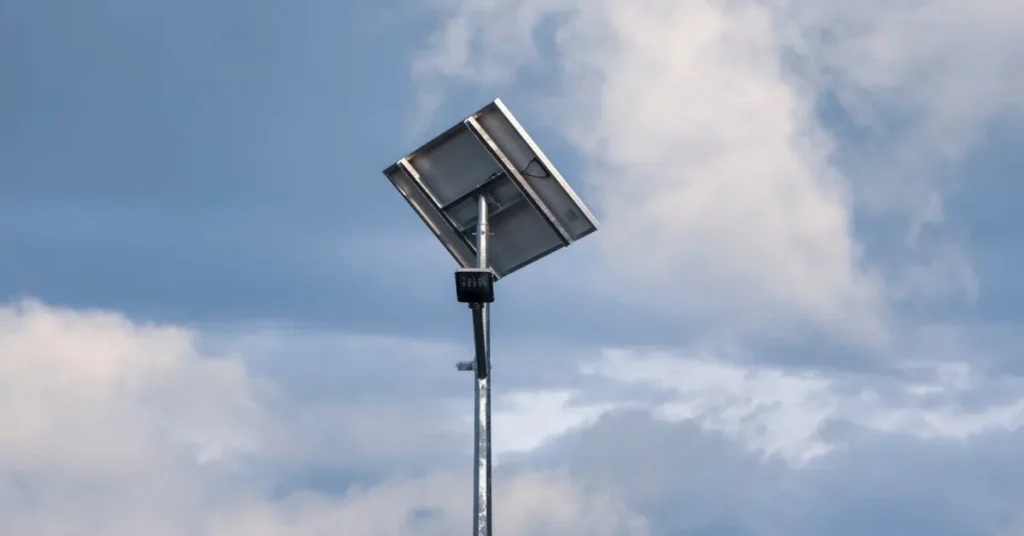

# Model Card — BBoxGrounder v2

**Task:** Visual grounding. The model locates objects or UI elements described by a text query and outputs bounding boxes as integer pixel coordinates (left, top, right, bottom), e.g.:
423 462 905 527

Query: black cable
518 157 551 179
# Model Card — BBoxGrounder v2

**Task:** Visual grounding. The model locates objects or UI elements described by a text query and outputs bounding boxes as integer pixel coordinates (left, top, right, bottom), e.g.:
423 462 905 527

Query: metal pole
471 195 492 536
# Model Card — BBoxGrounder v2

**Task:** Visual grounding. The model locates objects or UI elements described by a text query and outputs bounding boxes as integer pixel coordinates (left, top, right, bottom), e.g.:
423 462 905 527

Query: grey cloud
524 409 1024 535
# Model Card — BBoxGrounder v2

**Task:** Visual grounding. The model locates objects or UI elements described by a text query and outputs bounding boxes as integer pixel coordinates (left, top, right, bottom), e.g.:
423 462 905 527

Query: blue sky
2 0 1024 534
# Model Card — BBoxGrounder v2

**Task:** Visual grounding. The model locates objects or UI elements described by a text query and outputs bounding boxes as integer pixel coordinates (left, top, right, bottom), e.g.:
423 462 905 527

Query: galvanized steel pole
470 195 492 536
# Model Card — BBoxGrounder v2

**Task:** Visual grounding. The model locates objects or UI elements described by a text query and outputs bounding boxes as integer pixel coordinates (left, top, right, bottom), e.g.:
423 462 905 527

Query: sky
1 0 1023 534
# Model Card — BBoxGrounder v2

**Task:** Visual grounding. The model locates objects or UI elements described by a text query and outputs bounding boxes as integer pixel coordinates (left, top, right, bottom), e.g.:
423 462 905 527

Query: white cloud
209 469 649 536
581 346 1024 465
0 299 267 475
4 299 1024 534
783 0 1024 167
0 299 644 535
413 0 1024 342
490 390 618 456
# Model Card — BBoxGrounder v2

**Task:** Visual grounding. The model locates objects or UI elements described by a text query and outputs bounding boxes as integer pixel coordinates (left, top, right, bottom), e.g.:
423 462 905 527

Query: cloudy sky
2 0 1023 534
